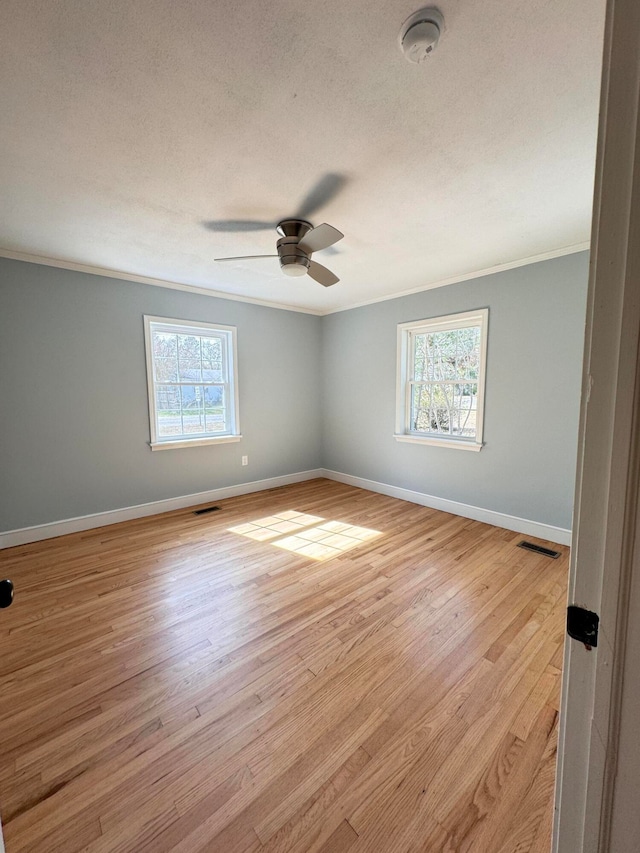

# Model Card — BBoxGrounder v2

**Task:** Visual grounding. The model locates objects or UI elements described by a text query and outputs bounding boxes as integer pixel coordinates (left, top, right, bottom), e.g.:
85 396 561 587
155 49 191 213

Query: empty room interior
0 0 620 851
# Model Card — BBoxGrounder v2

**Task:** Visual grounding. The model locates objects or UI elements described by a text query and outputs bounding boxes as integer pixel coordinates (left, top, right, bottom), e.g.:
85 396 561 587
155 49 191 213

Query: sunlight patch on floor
228 511 325 541
229 512 381 560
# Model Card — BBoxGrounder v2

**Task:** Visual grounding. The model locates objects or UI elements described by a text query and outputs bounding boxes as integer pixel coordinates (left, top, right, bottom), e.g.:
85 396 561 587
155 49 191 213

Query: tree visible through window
396 310 488 449
144 316 240 449
411 326 480 436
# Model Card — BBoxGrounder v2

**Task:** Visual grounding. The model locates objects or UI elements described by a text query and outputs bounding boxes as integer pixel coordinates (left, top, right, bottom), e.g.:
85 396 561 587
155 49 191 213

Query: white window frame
395 308 488 451
144 315 241 451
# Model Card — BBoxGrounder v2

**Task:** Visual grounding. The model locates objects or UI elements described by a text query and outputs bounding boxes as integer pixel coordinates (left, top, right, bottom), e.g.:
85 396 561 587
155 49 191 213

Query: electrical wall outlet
242 456 248 466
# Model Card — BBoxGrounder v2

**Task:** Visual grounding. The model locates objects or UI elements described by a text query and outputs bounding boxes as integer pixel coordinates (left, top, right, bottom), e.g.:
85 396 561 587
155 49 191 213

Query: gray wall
321 252 589 530
0 258 322 531
0 252 588 533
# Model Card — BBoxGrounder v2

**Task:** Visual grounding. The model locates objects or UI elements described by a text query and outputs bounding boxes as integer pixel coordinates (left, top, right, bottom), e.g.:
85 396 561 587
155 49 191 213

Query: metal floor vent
193 506 221 516
518 540 560 559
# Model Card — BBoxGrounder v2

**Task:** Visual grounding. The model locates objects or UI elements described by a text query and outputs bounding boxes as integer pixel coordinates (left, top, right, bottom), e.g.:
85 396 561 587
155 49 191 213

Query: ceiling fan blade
214 255 278 262
204 220 276 232
295 173 348 220
307 261 339 287
299 223 344 254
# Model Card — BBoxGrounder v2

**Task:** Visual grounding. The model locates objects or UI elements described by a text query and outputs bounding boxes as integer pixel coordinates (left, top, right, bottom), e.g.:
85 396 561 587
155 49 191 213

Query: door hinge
567 605 599 650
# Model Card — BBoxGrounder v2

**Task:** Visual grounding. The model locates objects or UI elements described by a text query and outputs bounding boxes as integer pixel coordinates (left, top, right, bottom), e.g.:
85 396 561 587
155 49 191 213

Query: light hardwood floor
0 479 567 852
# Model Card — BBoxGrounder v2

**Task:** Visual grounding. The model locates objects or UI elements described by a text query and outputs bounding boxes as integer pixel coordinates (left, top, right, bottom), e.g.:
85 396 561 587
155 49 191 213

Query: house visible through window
395 309 488 450
144 316 240 450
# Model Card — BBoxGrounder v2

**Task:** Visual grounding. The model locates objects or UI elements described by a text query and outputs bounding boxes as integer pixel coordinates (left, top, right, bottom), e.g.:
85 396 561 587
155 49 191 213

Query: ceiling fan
214 219 343 286
206 173 347 287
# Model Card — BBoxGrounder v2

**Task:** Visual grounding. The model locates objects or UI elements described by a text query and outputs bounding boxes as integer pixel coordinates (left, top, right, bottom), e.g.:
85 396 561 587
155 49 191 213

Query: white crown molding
0 242 589 317
0 249 322 316
321 469 572 545
0 469 324 549
323 241 591 314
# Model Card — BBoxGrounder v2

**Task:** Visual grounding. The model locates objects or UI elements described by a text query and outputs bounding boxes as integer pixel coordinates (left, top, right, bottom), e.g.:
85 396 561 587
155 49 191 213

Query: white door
554 0 640 849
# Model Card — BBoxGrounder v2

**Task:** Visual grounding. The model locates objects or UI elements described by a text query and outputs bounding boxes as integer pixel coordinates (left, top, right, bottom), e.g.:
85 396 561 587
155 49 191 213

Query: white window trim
149 435 242 451
144 315 241 450
395 308 488 450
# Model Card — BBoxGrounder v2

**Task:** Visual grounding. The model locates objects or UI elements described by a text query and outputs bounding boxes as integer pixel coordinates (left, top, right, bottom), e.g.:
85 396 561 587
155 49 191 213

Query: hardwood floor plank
315 820 359 852
0 479 568 853
495 718 558 853
260 747 370 853
447 704 559 852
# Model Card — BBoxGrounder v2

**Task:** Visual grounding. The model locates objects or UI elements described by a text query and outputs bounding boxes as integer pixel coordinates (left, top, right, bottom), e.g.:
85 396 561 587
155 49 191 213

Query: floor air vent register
517 541 561 559
193 506 221 516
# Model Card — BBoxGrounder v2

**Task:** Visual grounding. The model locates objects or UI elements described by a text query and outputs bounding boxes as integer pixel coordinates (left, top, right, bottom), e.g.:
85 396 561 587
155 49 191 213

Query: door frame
553 0 640 849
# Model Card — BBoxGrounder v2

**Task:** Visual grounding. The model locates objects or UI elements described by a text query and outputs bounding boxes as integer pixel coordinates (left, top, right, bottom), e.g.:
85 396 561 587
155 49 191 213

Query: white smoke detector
399 7 444 63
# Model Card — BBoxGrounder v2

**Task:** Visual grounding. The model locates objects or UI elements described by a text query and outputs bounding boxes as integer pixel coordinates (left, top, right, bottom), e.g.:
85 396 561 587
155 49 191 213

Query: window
395 309 488 451
144 316 240 450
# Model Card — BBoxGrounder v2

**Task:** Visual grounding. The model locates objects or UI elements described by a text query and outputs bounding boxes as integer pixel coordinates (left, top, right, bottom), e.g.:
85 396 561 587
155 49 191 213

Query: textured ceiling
0 0 604 312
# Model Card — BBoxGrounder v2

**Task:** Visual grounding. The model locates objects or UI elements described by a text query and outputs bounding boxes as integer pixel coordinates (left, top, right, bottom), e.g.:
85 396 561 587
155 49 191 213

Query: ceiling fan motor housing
213 218 342 286
276 219 312 276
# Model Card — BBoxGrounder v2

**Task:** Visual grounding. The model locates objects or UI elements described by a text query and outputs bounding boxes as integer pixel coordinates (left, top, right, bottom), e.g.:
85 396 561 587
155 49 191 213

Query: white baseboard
0 467 572 549
0 469 324 549
320 469 572 546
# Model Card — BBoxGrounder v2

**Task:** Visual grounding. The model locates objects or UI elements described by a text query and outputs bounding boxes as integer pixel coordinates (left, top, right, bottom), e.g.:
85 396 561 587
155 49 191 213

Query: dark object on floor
193 506 221 516
517 540 561 559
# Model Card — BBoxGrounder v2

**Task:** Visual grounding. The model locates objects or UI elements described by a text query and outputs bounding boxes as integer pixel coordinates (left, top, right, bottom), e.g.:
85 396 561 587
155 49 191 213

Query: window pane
177 335 202 382
152 332 178 382
177 334 201 360
179 359 202 382
411 382 478 438
413 334 427 380
430 331 457 380
180 385 206 434
442 331 460 380
202 337 224 382
413 327 482 384
153 331 177 358
451 382 478 436
204 385 226 432
455 327 480 380
155 385 182 437
411 384 449 433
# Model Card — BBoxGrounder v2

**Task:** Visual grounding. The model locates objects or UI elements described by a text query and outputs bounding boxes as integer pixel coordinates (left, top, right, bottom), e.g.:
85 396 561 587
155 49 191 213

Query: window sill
150 435 242 451
393 434 483 452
